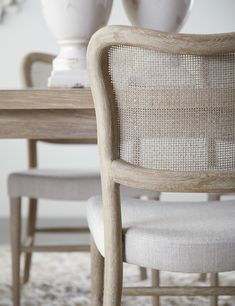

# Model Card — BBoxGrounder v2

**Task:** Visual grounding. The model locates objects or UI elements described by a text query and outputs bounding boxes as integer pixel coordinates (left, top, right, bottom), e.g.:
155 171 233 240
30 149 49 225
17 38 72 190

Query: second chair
8 52 159 306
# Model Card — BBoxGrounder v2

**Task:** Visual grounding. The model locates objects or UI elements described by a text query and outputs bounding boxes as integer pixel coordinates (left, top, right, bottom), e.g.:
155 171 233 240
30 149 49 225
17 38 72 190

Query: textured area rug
0 247 235 306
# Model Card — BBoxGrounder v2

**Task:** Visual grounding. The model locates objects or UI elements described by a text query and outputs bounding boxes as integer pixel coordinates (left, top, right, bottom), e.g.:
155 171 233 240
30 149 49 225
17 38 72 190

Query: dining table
0 88 97 140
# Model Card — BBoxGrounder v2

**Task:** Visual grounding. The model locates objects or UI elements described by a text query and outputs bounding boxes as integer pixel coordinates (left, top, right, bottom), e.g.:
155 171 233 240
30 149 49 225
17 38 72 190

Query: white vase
41 0 113 88
122 0 194 32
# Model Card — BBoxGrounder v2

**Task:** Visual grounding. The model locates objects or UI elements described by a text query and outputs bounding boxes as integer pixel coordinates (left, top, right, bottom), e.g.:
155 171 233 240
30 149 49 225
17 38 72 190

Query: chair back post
21 52 55 168
28 139 37 168
88 36 123 293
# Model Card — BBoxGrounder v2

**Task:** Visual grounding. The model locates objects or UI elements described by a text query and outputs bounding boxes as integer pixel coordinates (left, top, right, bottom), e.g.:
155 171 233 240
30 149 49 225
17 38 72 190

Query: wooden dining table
0 88 96 140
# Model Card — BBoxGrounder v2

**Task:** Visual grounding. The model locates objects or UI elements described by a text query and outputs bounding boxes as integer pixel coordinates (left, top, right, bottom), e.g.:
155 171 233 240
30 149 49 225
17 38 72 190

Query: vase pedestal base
48 69 89 88
48 42 89 88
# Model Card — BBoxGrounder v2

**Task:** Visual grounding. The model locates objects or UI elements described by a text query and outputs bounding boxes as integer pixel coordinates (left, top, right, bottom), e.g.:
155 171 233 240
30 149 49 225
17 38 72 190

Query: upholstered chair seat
88 196 235 273
8 169 101 201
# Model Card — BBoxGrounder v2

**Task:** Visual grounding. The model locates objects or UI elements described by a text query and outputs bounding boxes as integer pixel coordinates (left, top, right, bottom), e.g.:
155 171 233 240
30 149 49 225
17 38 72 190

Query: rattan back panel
108 46 235 172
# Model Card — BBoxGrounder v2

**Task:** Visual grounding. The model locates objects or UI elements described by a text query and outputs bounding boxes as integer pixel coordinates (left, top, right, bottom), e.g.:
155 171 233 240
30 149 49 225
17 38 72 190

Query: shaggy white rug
0 247 235 306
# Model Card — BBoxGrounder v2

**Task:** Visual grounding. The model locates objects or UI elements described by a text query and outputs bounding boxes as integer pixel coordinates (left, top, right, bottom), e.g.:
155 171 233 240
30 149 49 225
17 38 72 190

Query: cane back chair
8 52 158 306
87 25 235 306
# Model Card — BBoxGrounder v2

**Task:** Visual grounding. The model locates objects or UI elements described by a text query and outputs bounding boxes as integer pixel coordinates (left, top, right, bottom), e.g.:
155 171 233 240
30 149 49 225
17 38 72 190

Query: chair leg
23 199 37 284
91 237 104 306
198 193 221 283
152 270 160 306
138 193 160 282
103 250 123 306
103 231 123 306
210 273 219 306
198 273 207 282
208 192 220 303
10 197 21 306
139 267 148 280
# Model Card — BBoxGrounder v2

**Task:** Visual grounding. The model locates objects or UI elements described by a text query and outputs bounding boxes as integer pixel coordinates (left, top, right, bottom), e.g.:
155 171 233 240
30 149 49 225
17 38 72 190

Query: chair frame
10 53 96 306
88 25 235 306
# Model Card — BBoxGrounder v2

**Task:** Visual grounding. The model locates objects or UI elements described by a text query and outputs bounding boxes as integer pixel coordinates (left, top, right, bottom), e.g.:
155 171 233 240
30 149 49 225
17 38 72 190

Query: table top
0 88 97 140
0 88 94 109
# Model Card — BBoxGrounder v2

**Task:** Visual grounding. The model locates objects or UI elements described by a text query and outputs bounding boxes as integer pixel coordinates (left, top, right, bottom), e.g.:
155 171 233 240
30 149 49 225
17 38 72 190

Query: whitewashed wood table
0 88 96 140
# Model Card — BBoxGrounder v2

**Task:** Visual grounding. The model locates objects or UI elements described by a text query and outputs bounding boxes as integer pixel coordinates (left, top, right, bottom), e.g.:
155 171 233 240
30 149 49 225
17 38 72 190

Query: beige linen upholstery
8 170 101 201
88 196 235 273
8 169 156 200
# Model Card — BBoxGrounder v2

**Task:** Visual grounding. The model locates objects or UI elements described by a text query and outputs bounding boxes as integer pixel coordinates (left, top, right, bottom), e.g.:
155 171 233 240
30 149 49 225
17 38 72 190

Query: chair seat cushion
8 169 159 201
87 196 235 273
8 169 101 201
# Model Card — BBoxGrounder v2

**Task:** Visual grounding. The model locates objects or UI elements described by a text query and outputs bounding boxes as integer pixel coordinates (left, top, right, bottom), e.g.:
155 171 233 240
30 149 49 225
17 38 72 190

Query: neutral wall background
0 0 235 218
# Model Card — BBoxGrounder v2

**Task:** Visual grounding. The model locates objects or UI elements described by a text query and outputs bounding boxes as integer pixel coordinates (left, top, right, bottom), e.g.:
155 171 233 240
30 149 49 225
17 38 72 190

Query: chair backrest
88 25 235 194
21 52 96 161
21 52 54 89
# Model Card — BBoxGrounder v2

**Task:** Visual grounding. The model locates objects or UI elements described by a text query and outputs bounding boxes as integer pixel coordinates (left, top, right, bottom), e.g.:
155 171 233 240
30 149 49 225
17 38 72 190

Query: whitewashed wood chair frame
87 25 235 306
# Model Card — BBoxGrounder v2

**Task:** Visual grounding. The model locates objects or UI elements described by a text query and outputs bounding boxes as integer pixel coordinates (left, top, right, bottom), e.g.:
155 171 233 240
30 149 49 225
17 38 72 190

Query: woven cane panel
31 61 52 88
108 46 235 171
